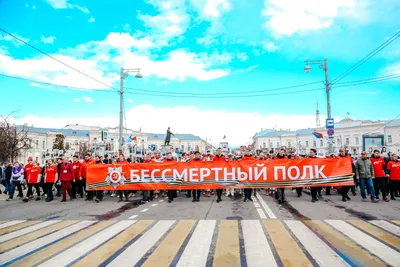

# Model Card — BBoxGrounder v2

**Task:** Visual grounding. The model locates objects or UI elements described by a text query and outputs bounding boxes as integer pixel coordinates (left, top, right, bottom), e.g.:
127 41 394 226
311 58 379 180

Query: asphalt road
1 188 399 221
1 189 400 266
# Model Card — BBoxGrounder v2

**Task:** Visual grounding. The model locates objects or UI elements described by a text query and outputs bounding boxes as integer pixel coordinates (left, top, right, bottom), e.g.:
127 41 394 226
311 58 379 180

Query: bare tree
53 134 65 150
0 113 32 162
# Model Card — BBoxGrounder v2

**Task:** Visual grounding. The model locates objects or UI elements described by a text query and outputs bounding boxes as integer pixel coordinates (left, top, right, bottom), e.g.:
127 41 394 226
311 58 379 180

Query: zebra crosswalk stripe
369 220 400 237
0 221 26 230
0 219 399 267
326 220 400 267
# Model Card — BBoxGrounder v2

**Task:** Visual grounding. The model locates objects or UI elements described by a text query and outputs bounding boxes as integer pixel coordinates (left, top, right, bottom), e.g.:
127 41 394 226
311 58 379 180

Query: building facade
17 124 213 164
253 117 400 157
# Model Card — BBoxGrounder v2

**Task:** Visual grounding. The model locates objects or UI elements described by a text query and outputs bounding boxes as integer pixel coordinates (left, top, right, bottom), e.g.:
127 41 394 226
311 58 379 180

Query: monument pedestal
161 145 173 152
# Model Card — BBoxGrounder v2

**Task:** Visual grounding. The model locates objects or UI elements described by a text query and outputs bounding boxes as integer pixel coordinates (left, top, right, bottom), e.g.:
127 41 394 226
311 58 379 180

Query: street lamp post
119 67 142 151
304 59 333 154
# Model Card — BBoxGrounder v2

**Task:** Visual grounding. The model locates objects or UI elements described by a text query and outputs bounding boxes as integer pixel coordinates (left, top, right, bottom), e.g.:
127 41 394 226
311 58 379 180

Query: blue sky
0 0 400 145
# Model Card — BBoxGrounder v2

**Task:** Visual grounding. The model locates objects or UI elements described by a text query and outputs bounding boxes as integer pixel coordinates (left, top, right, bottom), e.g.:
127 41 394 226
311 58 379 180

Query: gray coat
355 158 375 179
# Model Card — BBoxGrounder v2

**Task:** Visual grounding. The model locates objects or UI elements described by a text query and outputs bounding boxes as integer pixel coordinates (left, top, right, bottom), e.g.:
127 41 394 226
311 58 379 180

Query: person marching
225 153 235 197
213 148 226 203
142 154 154 202
72 155 83 198
81 153 96 201
242 150 254 202
23 161 42 202
309 149 320 203
165 152 177 203
355 151 379 203
338 148 356 202
189 151 202 202
275 148 287 204
370 149 390 201
387 153 400 200
45 159 58 202
6 162 24 201
117 154 130 202
59 159 74 202
94 156 104 203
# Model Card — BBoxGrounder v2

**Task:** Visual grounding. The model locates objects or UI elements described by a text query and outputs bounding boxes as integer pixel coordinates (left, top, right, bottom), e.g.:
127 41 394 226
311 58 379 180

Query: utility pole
304 59 334 154
119 67 142 152
119 68 124 151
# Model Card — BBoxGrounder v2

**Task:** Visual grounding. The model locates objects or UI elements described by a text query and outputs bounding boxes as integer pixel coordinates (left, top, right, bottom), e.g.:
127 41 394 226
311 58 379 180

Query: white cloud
14 104 323 146
237 52 248 62
82 96 94 103
196 35 217 47
385 62 400 75
157 81 168 84
89 17 95 23
73 98 80 102
41 35 56 44
45 0 89 13
115 49 229 81
262 41 279 52
0 52 118 90
262 0 356 36
60 88 68 93
30 83 48 88
190 0 231 18
0 33 29 46
127 99 134 103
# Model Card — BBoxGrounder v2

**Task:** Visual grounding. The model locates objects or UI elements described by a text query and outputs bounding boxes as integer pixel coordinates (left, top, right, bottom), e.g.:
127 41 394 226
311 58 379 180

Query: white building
17 124 213 164
253 117 400 157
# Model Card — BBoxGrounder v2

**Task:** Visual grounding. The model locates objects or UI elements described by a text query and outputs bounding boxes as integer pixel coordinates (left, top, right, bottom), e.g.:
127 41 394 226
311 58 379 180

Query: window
277 142 280 148
269 142 273 148
42 140 45 150
355 137 359 145
346 138 349 145
35 139 39 149
288 141 291 147
313 140 316 147
181 144 185 150
263 142 266 148
388 135 392 143
337 138 340 146
320 140 323 147
305 141 309 147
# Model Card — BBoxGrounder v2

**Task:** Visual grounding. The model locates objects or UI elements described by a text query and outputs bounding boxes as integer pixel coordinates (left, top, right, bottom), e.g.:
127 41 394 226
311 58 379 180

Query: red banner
86 157 354 190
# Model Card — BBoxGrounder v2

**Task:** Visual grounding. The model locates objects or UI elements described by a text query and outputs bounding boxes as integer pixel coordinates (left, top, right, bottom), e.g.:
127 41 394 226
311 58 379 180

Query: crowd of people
1 148 399 205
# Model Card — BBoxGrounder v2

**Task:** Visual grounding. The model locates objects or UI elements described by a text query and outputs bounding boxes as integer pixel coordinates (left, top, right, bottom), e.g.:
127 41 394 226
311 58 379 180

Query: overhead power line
330 28 400 85
0 73 115 92
0 28 116 90
124 81 323 96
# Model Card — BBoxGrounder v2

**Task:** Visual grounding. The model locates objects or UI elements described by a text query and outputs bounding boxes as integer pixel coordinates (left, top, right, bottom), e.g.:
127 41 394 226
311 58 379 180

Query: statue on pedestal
164 127 174 146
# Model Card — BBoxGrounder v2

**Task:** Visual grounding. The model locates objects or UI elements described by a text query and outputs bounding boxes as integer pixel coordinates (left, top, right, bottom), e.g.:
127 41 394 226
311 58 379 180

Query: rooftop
16 126 90 137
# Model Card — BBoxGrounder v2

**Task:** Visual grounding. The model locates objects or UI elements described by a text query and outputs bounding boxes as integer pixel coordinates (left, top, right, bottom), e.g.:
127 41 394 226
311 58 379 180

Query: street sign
326 118 334 129
327 129 334 136
102 130 108 141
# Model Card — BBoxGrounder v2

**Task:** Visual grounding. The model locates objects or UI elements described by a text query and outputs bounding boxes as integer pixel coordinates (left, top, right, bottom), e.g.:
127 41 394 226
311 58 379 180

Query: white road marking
285 220 349 267
254 202 261 208
369 220 400 236
0 220 61 243
242 220 277 267
159 200 164 203
256 208 267 219
128 215 138 219
38 220 135 267
0 221 95 265
176 220 216 267
141 208 149 213
256 192 276 219
151 204 157 207
326 220 400 267
107 220 175 267
0 220 27 230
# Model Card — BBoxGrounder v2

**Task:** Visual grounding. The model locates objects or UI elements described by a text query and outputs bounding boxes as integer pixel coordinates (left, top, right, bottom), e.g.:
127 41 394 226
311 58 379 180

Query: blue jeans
359 177 376 200
8 180 23 199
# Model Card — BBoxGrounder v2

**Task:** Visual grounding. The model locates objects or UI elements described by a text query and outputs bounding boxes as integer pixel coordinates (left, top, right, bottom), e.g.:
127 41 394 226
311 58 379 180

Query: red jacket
25 163 33 177
387 161 400 180
59 162 74 181
80 159 96 178
72 161 82 179
45 165 58 183
370 156 386 178
213 155 226 162
27 166 41 184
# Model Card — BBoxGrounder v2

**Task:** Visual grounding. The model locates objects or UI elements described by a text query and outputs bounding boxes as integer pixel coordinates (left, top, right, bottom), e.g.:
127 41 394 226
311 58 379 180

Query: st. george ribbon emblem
105 167 127 189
